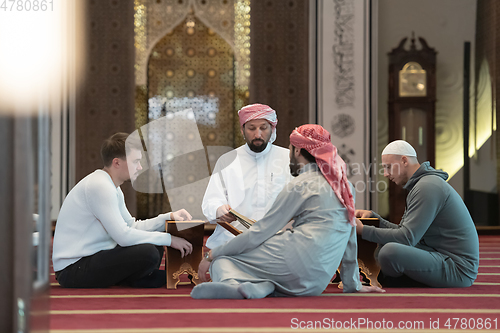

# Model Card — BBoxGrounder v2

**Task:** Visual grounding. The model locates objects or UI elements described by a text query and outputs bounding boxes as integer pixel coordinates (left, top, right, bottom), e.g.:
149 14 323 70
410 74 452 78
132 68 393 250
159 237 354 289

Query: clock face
399 62 427 97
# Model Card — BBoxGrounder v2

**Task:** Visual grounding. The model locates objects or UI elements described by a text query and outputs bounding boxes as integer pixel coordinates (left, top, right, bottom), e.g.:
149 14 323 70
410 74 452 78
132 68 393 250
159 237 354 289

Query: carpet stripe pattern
49 235 500 332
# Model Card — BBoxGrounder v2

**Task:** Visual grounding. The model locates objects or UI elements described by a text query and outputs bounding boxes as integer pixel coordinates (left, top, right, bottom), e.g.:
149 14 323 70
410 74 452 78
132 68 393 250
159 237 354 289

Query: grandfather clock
388 34 437 223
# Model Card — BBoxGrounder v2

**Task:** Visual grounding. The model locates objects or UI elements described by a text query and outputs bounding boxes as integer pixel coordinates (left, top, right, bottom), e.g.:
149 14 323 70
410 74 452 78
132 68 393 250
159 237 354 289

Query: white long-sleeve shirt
52 170 172 272
202 143 292 249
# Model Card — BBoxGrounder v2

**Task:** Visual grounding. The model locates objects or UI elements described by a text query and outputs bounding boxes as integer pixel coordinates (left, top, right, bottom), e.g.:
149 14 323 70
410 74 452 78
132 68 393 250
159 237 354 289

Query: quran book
229 209 256 229
358 217 380 227
217 221 243 236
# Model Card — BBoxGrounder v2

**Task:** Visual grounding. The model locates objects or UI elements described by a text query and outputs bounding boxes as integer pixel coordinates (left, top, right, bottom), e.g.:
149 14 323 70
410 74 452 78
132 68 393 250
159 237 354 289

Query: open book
216 209 256 236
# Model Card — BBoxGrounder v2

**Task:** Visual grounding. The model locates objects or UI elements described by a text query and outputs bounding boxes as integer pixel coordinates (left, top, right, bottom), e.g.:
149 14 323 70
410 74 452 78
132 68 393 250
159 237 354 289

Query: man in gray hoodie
356 140 479 288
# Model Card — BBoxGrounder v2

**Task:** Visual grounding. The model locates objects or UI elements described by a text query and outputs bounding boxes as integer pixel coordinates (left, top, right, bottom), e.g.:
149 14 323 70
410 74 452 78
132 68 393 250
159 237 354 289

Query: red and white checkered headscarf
238 104 278 143
290 124 355 226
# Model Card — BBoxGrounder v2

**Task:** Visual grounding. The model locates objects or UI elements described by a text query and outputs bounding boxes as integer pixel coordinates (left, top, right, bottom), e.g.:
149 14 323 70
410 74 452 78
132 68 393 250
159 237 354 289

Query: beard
248 138 268 153
289 154 301 177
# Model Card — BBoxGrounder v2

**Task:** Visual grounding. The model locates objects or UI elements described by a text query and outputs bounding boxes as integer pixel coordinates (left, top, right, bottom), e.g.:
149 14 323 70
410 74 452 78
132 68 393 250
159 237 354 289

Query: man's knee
378 243 401 262
132 244 162 267
378 243 406 275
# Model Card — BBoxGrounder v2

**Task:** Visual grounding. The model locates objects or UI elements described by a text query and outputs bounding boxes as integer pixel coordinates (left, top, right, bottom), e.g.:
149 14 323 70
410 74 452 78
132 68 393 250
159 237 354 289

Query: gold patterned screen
148 16 235 147
134 0 250 218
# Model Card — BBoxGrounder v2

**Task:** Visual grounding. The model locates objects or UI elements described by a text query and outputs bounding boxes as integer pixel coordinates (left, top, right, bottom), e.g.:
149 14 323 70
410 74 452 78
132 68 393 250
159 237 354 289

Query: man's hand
171 209 192 221
216 204 236 222
355 209 374 218
355 218 364 235
198 257 211 282
170 236 193 258
358 285 385 293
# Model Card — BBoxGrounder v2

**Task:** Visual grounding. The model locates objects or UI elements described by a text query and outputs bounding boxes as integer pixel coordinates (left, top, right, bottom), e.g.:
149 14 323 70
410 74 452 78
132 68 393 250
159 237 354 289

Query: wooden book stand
165 220 205 289
216 221 243 236
356 218 381 288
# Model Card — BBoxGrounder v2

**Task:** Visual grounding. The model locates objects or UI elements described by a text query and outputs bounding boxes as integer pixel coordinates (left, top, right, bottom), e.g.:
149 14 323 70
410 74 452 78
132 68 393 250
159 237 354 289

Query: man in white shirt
52 132 193 288
202 104 292 249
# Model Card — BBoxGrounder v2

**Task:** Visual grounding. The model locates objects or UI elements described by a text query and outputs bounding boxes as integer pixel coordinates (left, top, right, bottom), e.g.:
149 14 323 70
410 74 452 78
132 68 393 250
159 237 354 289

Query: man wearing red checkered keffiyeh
202 103 292 249
237 103 278 147
193 124 385 299
289 124 356 226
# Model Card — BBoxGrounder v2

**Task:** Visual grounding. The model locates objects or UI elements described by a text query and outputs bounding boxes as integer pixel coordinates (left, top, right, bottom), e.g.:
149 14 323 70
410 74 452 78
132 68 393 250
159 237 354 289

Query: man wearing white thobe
202 104 291 249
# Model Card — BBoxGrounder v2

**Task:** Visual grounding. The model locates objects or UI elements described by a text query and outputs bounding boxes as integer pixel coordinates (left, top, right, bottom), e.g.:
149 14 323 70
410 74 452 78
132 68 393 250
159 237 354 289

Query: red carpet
49 235 500 332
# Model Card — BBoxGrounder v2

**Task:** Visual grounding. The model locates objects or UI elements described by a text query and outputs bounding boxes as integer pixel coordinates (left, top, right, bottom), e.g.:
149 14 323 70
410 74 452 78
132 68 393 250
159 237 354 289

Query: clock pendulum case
387 33 437 223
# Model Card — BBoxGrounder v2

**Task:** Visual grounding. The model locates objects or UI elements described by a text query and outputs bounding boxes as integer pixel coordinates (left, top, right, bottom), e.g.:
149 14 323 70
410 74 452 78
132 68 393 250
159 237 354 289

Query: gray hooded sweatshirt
362 162 479 280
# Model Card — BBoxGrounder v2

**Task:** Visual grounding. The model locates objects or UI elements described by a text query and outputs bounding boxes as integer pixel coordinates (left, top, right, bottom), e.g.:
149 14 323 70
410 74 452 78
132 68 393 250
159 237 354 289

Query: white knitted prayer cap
382 140 417 157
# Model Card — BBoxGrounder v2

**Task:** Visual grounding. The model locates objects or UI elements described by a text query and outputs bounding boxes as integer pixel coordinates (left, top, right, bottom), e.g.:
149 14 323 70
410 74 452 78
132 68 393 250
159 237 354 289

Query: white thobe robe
202 143 292 249
210 163 362 296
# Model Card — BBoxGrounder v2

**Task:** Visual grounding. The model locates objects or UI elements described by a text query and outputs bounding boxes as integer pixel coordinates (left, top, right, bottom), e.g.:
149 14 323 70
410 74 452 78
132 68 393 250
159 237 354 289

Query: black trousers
55 244 166 288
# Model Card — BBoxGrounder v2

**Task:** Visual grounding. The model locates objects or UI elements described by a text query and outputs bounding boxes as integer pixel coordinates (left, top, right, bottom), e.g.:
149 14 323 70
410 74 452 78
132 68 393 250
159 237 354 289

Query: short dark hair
100 132 142 167
291 145 316 163
300 148 316 163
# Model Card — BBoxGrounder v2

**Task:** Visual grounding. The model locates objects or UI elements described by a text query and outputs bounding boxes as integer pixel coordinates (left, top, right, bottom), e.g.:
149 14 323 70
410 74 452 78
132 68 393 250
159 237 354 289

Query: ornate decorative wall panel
148 16 235 147
144 16 236 216
316 0 373 210
134 0 250 218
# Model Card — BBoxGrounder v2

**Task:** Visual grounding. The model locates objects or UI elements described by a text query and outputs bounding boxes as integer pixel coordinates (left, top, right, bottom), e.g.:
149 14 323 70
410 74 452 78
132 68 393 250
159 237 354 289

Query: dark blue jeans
55 244 166 288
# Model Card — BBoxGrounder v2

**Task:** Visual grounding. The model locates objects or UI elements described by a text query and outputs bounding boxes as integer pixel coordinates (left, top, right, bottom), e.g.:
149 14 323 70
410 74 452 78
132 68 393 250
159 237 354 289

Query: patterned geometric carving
134 0 237 86
332 0 355 108
148 16 234 147
143 16 236 216
134 0 250 217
